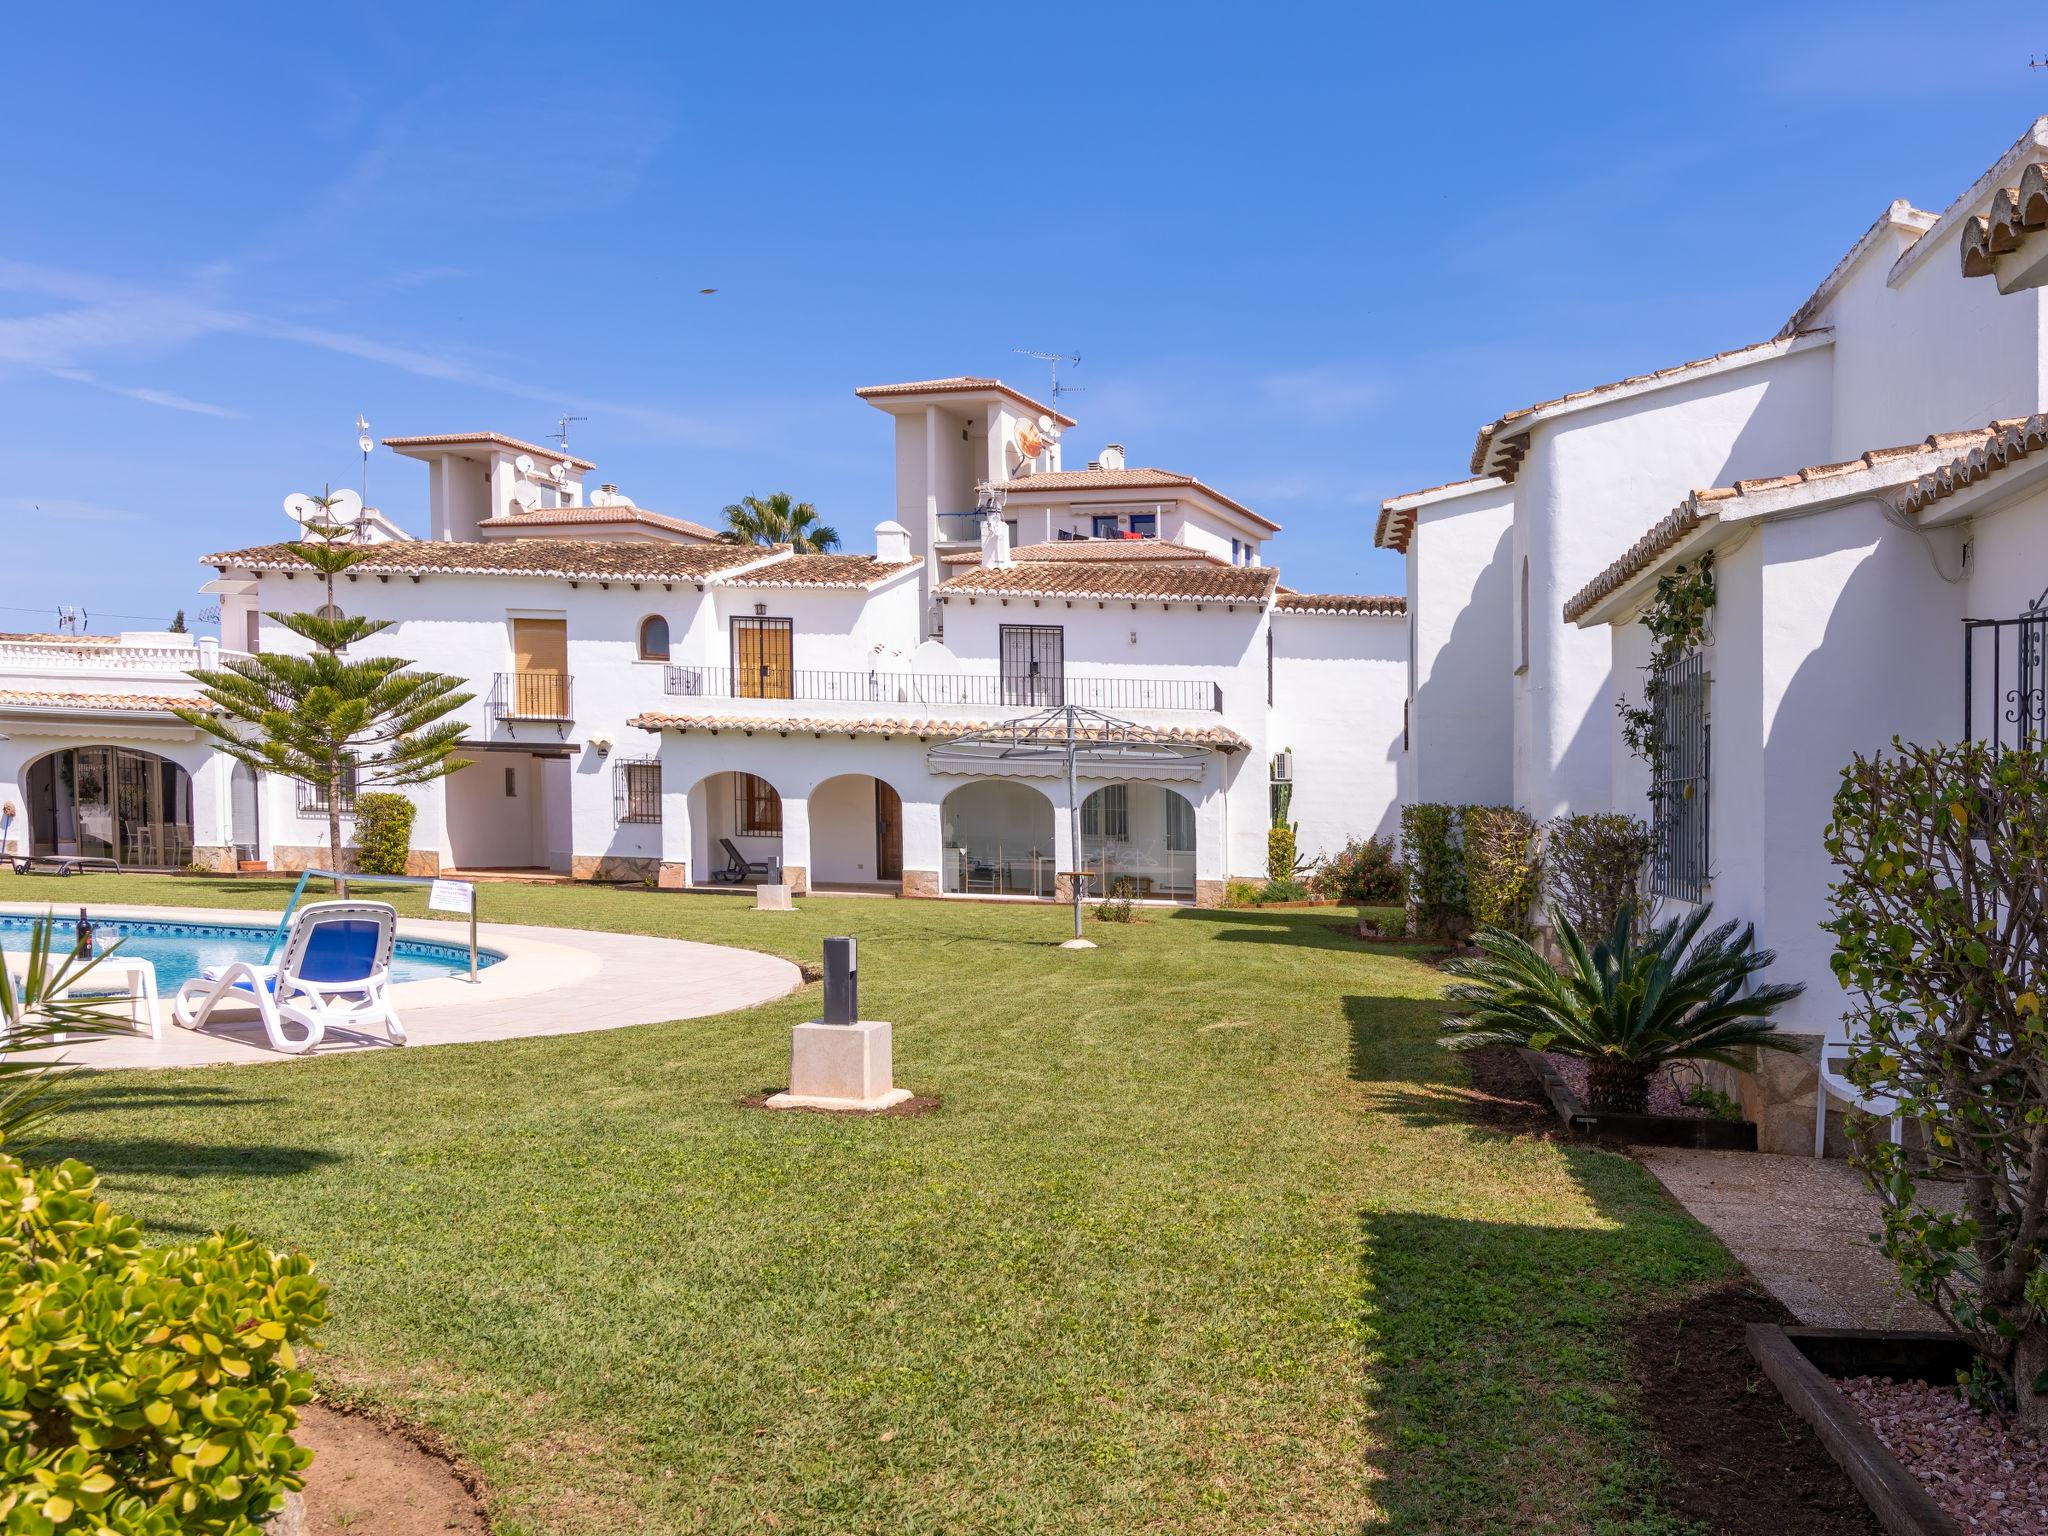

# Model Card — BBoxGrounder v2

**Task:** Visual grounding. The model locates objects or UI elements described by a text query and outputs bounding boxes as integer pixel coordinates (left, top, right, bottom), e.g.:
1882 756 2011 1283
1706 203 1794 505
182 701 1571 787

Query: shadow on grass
28 1135 343 1179
1183 907 1446 957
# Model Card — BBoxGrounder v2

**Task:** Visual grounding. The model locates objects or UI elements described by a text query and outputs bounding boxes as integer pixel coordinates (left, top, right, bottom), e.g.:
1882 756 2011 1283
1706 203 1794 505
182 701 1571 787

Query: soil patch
738 1090 941 1118
1543 1053 1712 1119
297 1402 489 1535
1450 1046 1560 1135
1630 1284 1879 1536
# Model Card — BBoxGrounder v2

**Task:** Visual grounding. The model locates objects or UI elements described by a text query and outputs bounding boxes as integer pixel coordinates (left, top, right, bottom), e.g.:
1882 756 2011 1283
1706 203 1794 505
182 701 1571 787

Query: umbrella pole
1066 714 1083 940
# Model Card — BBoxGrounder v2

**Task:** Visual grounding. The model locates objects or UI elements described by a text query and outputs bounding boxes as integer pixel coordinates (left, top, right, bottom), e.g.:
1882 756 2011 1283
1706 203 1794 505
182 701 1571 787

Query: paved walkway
8 903 802 1071
1639 1147 1950 1329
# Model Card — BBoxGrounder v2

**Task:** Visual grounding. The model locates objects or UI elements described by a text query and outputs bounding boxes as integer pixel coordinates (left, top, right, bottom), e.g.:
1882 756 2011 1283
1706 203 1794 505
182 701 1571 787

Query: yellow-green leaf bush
0 1150 327 1534
350 791 416 878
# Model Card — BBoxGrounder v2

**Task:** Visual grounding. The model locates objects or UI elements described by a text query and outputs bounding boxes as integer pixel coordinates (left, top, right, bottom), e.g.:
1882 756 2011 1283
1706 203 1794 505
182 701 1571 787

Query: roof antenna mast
1012 348 1083 405
553 414 588 452
355 415 373 502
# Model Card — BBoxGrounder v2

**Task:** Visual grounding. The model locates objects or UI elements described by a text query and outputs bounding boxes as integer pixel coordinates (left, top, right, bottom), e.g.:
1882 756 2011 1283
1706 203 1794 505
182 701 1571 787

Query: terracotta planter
1748 1324 1973 1536
1519 1048 1759 1149
238 860 269 874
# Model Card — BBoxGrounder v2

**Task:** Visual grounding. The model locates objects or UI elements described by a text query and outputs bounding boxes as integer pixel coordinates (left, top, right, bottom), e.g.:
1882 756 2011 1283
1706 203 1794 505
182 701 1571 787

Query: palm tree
720 493 840 554
1438 904 1804 1114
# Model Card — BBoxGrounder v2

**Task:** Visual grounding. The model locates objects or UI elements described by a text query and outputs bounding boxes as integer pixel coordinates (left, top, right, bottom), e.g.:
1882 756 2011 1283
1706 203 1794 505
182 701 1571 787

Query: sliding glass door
26 747 194 867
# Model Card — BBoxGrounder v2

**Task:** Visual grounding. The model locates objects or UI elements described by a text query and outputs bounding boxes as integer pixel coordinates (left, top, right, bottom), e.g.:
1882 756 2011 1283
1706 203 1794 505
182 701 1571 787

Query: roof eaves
1780 200 1939 335
1898 114 2048 287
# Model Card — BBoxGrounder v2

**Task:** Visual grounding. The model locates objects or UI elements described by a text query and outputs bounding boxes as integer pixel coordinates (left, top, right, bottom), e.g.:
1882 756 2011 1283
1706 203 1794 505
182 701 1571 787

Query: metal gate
1651 651 1710 903
1000 625 1065 706
1964 613 2048 753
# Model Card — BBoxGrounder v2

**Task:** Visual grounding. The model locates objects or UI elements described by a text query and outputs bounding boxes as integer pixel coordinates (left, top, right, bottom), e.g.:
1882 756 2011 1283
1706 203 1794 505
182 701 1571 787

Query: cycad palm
1439 904 1804 1113
720 492 839 554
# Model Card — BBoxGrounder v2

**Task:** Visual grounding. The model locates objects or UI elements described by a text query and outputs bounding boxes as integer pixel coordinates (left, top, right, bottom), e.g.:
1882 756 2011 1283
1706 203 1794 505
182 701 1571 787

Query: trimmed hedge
1400 803 1542 941
1308 836 1403 905
1545 812 1654 941
1463 807 1542 939
352 791 416 877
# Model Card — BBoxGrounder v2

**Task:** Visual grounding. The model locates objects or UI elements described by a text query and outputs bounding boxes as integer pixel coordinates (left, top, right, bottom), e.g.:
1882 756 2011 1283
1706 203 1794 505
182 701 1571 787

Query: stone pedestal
765 1020 911 1112
658 861 689 890
900 869 940 898
754 883 794 911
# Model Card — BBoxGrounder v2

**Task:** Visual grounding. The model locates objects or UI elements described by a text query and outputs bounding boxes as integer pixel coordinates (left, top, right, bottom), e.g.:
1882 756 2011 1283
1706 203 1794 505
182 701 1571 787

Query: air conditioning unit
1270 750 1293 783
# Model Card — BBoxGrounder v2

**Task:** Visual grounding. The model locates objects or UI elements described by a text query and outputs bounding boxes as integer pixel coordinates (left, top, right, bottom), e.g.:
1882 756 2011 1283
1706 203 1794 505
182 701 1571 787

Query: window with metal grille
1000 625 1064 705
296 759 359 815
1650 652 1710 902
733 772 782 834
1081 783 1128 839
614 760 661 824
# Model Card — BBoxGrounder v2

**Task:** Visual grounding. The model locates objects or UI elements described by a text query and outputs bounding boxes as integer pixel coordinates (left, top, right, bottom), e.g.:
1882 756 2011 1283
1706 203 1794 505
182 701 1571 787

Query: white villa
1388 115 2048 1150
0 381 1406 907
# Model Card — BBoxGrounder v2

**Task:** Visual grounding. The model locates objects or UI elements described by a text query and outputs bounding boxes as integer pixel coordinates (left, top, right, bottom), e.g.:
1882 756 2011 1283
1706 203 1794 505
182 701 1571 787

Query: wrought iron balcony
492 671 573 726
1965 613 2048 752
664 665 1221 713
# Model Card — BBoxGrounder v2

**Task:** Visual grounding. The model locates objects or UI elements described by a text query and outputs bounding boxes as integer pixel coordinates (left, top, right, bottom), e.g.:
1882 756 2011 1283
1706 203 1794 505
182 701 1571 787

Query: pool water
0 912 499 992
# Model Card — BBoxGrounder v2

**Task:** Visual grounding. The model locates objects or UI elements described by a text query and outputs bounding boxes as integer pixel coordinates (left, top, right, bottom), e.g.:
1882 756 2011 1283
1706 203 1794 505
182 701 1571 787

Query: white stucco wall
1268 611 1406 857
1404 481 1515 808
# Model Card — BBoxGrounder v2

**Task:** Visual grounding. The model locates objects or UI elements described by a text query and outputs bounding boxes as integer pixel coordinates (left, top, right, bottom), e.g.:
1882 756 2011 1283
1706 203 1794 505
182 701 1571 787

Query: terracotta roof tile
481 507 721 540
0 690 206 713
1373 476 1505 551
853 376 1077 427
202 538 779 584
1470 332 1829 482
936 558 1277 604
628 710 1247 750
712 555 922 589
1961 163 2048 278
1272 593 1405 615
999 468 1279 531
1567 421 2028 623
1897 414 2048 514
381 432 596 470
1011 538 1216 561
0 632 123 645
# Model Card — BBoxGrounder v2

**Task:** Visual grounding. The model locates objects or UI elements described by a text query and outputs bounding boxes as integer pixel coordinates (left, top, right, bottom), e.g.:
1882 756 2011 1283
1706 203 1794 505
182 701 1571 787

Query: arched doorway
687 770 784 885
1080 782 1197 903
26 747 195 868
940 779 1054 897
809 773 902 889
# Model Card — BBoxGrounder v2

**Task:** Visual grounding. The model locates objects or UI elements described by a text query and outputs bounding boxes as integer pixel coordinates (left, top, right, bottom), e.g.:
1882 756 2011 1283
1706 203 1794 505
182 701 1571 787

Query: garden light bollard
823 936 857 1025
766 934 911 1113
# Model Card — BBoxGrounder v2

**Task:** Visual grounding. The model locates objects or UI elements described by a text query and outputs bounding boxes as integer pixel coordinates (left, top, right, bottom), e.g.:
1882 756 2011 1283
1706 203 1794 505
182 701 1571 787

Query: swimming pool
0 912 500 992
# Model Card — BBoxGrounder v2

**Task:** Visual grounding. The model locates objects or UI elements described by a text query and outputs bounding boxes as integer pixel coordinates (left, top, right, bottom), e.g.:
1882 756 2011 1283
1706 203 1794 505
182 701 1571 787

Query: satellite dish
1014 420 1045 460
549 460 570 482
357 433 373 455
325 489 364 525
282 493 320 524
512 483 542 511
1037 415 1054 433
514 454 536 476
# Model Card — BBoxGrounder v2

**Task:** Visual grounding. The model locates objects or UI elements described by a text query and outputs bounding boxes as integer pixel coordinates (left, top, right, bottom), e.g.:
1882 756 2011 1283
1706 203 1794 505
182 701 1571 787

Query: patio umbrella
925 705 1214 942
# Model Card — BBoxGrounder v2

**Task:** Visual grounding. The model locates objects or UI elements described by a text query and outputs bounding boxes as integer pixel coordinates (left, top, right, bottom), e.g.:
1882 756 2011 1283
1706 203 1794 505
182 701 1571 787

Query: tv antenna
355 415 373 501
553 414 587 452
56 605 86 637
1012 348 1082 404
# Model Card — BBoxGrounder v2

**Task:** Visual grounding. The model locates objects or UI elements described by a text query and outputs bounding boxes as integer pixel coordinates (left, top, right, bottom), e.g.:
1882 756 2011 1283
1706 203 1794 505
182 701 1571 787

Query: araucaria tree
176 495 472 874
720 492 840 553
1826 739 2048 1425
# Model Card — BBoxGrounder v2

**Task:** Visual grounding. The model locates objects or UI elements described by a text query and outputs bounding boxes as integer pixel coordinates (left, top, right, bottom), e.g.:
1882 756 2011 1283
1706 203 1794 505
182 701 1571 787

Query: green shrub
1093 877 1138 923
1266 824 1298 883
1400 803 1470 942
351 791 415 876
1545 812 1654 941
1309 836 1403 904
1257 876 1309 904
1221 879 1265 908
0 1149 328 1534
1464 808 1542 939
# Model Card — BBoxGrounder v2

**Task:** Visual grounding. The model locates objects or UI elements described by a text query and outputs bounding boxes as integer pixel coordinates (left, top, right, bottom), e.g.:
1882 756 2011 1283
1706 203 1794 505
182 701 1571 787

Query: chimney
980 513 1013 569
1099 443 1126 471
873 519 912 564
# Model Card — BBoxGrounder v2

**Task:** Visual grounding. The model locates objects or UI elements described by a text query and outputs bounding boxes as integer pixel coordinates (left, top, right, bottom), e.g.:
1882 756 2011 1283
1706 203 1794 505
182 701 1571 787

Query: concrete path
1639 1147 1949 1329
6 902 802 1071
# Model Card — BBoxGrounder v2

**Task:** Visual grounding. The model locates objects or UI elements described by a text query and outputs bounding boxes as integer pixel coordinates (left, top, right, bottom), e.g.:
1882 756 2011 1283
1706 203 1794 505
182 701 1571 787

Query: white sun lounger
173 900 404 1054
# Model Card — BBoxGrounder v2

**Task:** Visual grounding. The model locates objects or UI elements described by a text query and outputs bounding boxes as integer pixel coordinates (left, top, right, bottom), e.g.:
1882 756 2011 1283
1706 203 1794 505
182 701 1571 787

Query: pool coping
1 901 805 1070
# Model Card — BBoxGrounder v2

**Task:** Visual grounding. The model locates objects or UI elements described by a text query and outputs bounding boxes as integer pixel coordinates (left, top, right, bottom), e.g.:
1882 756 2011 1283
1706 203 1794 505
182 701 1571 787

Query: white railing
0 638 238 674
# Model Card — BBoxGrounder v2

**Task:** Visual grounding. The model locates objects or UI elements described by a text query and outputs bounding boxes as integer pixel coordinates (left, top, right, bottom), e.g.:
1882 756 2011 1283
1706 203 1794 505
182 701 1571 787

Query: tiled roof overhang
0 690 209 714
480 507 722 540
1373 476 1506 551
628 711 1248 750
710 555 923 589
1272 593 1405 615
1960 162 2048 280
998 468 1280 532
1897 414 2048 514
381 433 597 470
935 560 1278 604
203 539 783 584
853 377 1077 428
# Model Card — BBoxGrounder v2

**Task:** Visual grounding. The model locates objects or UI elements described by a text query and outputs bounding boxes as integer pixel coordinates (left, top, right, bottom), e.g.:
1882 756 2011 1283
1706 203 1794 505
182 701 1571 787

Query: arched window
638 615 670 661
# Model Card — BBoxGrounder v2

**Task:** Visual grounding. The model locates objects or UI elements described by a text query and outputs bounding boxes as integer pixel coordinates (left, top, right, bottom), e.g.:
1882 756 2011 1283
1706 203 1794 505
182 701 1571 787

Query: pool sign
428 878 475 915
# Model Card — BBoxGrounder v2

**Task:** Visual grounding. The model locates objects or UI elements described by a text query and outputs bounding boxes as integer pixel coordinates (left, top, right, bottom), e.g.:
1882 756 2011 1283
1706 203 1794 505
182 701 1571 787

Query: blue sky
3 3 2043 632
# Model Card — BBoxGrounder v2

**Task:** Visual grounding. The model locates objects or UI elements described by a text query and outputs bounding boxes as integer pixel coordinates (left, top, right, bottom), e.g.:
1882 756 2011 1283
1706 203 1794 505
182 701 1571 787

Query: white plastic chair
173 900 404 1054
1813 1028 1905 1157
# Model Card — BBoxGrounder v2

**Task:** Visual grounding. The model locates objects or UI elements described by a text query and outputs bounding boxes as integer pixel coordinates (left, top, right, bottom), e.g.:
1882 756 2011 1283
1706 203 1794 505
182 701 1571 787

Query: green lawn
6 873 1732 1535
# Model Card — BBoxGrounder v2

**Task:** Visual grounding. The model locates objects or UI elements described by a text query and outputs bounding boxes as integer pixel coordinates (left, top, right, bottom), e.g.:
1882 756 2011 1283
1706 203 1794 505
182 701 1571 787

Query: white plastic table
59 956 162 1040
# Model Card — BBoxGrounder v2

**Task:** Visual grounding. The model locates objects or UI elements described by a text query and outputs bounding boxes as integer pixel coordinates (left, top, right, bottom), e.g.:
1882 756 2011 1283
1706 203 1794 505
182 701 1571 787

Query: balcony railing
493 671 573 723
1965 613 2048 753
664 665 1221 713
935 511 990 542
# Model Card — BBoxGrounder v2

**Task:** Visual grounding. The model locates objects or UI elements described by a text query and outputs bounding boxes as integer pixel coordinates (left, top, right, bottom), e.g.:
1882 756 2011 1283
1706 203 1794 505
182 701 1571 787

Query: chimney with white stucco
980 513 1013 569
873 519 912 564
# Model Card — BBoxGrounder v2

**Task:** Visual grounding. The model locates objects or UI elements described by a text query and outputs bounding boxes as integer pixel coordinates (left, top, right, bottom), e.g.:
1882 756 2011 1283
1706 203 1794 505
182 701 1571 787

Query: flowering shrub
1309 837 1402 905
0 1150 328 1533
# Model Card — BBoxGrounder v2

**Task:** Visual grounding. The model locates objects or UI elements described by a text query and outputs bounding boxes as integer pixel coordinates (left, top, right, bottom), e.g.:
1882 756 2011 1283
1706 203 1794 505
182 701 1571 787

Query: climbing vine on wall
1617 550 1716 783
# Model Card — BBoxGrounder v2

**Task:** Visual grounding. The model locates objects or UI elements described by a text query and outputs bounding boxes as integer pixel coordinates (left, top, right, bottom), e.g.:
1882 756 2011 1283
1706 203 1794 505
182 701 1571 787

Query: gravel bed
1542 1055 1710 1118
1839 1375 2048 1533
